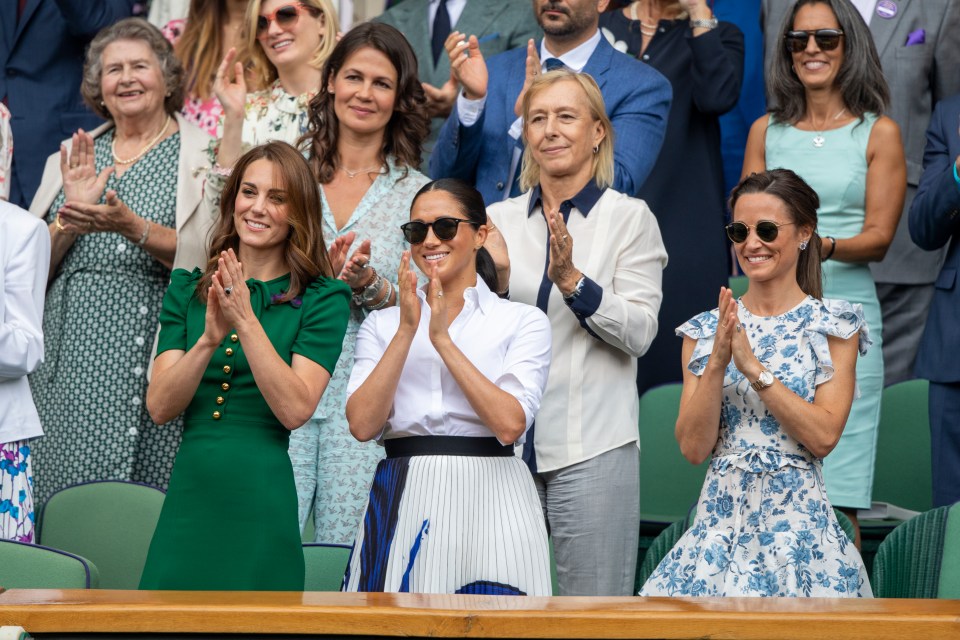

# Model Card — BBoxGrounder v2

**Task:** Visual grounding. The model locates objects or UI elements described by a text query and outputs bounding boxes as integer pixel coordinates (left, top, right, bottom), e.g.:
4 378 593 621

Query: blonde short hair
241 0 338 91
518 69 614 192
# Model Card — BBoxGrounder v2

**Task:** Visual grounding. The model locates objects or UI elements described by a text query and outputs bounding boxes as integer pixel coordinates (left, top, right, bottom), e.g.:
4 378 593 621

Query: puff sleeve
156 268 203 356
291 277 351 375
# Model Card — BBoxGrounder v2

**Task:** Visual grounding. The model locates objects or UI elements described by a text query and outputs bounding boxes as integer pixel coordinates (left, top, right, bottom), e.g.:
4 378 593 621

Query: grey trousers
533 442 640 596
876 282 936 387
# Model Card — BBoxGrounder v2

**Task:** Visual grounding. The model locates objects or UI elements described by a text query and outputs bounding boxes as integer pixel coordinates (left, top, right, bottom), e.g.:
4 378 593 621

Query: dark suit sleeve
430 101 485 183
909 101 960 251
932 0 960 104
688 22 744 115
54 0 139 38
610 66 672 196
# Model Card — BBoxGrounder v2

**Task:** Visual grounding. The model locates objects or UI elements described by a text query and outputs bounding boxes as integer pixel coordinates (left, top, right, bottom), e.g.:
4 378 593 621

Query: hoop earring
799 240 808 251
592 145 599 154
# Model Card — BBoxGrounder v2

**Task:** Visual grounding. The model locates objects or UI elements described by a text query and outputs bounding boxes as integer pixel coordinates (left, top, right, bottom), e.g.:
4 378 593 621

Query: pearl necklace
111 115 172 165
339 164 383 179
810 108 847 148
630 1 659 37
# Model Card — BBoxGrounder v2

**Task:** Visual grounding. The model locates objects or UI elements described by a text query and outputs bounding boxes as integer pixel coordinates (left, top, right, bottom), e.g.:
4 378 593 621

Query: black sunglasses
401 217 478 244
725 220 795 244
256 3 311 36
784 29 844 53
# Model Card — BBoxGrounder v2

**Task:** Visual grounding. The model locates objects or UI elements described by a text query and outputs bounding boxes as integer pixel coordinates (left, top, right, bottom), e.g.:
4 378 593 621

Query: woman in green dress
139 141 350 590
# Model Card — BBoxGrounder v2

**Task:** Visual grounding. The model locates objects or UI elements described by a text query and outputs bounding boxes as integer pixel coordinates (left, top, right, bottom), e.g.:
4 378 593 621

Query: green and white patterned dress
29 132 183 505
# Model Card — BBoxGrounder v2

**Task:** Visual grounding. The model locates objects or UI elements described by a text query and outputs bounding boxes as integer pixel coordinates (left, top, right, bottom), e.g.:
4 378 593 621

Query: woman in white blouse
343 178 553 595
485 69 668 596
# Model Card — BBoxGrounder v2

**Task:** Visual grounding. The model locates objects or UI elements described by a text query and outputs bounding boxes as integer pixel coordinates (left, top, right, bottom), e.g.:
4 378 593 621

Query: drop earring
799 240 809 251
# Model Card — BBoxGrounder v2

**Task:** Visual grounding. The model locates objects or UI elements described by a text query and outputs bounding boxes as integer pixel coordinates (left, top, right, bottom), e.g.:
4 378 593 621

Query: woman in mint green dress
742 0 906 545
140 142 350 590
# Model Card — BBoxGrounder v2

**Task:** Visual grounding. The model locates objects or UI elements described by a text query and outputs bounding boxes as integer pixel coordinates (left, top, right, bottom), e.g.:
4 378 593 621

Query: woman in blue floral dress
641 169 872 597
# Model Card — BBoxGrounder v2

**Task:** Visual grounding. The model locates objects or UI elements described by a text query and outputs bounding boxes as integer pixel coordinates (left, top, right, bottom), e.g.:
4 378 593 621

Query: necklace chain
810 108 847 148
339 164 383 179
111 115 172 165
631 1 659 36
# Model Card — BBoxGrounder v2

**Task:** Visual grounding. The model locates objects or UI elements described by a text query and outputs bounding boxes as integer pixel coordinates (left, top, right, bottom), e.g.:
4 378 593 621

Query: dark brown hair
729 169 823 299
299 22 429 183
197 142 334 302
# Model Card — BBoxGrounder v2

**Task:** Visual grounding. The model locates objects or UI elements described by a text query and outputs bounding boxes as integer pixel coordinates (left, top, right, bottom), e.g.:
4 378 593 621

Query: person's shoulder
304 276 352 304
597 188 655 220
0 200 45 233
868 114 902 143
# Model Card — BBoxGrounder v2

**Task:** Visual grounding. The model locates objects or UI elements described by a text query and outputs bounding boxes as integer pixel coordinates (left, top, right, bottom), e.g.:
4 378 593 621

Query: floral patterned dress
640 296 873 597
162 19 224 137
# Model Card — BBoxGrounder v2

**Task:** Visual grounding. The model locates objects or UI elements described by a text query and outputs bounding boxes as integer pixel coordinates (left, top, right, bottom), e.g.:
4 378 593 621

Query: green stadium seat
0 539 99 588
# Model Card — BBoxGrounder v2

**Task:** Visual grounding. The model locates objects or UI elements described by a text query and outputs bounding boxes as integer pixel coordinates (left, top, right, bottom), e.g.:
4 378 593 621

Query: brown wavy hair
172 0 245 101
729 169 823 300
197 142 334 303
299 22 429 184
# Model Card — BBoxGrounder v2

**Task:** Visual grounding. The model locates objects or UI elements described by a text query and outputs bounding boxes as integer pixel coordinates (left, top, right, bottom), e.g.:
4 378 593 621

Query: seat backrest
0 539 99 589
873 504 951 598
38 481 165 590
303 543 352 591
873 379 932 513
638 384 709 523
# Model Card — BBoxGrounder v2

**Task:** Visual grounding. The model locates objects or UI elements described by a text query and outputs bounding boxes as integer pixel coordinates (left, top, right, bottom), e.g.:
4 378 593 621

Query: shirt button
216 396 224 405
642 54 650 61
133 366 143 376
223 365 231 374
221 382 230 391
117 243 127 253
212 411 221 420
135 336 145 346
139 305 148 315
128 427 138 436
230 334 239 342
496 182 504 190
225 348 234 356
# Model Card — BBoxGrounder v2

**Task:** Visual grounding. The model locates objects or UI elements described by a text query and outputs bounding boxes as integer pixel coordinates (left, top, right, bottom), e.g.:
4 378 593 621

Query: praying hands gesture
544 209 582 297
708 287 762 380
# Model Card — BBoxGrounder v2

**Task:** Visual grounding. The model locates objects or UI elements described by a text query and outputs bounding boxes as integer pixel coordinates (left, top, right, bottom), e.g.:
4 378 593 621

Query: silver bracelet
690 17 718 29
368 279 393 311
136 219 151 246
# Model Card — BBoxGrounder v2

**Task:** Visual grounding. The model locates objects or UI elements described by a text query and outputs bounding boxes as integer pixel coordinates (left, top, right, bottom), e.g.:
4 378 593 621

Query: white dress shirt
429 0 468 36
850 0 878 25
0 200 50 443
347 277 552 444
488 187 667 472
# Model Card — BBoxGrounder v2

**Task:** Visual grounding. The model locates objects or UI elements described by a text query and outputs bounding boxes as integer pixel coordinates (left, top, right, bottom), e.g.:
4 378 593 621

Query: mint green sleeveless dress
765 114 883 510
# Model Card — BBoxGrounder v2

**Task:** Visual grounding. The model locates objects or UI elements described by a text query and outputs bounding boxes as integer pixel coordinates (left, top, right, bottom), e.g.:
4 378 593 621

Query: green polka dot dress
29 131 183 505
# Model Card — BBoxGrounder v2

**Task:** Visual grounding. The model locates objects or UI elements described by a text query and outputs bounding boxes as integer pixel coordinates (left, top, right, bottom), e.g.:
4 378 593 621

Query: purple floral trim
271 292 302 308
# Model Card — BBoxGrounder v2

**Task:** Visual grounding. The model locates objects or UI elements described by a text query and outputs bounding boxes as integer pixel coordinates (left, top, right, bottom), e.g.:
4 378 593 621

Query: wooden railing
1 589 959 639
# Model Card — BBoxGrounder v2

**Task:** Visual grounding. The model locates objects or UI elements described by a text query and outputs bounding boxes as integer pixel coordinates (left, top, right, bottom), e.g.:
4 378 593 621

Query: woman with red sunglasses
742 0 906 548
204 0 337 208
641 169 873 597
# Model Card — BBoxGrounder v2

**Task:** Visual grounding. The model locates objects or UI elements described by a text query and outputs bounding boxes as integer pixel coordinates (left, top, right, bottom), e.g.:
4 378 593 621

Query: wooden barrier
1 589 958 639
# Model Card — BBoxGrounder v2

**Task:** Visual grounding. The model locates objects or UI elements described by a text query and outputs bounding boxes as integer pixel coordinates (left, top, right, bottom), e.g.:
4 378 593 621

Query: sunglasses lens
256 16 269 33
756 222 780 242
401 222 427 244
433 218 461 240
815 31 842 50
276 6 300 26
785 33 806 52
726 222 748 244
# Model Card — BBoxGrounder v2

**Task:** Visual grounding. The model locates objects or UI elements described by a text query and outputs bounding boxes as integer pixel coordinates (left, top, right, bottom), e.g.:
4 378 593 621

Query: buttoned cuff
566 275 602 318
457 93 486 127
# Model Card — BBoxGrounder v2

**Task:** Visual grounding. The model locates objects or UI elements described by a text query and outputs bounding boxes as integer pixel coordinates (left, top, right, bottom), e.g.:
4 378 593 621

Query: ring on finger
224 286 233 295
736 324 742 333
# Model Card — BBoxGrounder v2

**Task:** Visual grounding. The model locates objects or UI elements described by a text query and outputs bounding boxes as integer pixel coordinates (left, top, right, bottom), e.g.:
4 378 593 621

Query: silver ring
224 286 233 295
562 234 569 241
437 290 444 298
736 324 742 333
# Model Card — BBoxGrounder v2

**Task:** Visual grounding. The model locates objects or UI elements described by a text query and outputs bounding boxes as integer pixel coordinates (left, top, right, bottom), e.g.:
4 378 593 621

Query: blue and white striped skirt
344 447 552 595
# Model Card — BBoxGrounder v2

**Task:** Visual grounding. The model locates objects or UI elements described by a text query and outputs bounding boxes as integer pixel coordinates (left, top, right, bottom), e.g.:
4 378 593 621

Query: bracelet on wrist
136 218 151 246
351 266 377 293
211 163 233 178
368 279 393 311
822 236 837 261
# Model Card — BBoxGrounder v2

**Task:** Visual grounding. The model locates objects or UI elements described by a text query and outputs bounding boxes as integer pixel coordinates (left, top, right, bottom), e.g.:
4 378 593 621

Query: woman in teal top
742 0 905 546
140 142 350 590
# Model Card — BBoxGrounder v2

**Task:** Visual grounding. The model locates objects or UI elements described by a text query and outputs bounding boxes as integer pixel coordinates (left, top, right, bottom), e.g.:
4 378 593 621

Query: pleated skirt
344 453 552 595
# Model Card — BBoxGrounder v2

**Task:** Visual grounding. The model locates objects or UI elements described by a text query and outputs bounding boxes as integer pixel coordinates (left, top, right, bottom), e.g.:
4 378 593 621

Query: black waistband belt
384 436 515 458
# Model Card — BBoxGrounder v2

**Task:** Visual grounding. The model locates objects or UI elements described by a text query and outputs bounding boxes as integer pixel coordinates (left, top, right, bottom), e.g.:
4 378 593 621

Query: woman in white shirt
485 69 667 596
343 178 552 595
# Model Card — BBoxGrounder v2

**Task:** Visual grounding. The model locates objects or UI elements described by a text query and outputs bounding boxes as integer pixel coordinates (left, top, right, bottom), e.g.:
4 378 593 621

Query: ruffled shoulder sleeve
675 309 720 376
291 277 351 375
805 297 872 386
156 268 203 356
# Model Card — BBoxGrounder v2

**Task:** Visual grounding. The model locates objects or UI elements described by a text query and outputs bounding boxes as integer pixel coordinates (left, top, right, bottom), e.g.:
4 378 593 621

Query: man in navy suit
1 0 139 208
909 93 960 508
430 0 672 205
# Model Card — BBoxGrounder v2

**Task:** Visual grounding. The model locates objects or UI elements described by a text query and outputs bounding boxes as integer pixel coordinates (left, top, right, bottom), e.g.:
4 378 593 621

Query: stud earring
799 240 809 251
592 145 599 154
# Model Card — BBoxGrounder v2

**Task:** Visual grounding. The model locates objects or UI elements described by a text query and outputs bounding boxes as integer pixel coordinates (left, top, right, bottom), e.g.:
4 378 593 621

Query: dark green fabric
874 379 933 513
873 505 950 598
937 502 960 598
140 269 350 591
303 544 351 591
0 539 99 588
636 518 690 591
834 508 856 545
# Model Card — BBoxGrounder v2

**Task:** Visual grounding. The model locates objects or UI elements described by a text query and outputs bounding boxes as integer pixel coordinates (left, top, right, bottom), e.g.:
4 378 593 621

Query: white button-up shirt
347 277 552 443
488 187 667 472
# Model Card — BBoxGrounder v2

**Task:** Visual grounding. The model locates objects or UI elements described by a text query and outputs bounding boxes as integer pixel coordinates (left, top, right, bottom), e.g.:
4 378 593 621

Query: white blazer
0 201 50 443
28 112 214 272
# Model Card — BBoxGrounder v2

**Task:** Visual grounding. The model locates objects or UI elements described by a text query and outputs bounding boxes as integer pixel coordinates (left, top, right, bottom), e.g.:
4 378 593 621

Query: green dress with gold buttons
139 268 350 591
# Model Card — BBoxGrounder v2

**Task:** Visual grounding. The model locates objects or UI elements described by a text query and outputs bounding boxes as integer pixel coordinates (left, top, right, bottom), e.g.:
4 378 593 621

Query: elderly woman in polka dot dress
27 18 212 505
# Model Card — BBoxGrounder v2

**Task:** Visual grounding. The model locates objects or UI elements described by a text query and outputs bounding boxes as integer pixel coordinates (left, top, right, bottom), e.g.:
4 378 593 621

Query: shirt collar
416 276 497 315
526 181 606 218
539 29 601 73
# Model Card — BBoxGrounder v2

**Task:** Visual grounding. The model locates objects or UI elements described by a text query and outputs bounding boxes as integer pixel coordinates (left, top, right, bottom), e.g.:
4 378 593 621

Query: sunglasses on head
256 3 313 37
784 29 844 53
726 220 795 244
401 217 478 244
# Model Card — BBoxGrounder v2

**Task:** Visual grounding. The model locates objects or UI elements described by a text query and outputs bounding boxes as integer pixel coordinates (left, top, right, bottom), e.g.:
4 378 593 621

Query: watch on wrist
690 17 718 29
751 369 775 391
562 275 585 304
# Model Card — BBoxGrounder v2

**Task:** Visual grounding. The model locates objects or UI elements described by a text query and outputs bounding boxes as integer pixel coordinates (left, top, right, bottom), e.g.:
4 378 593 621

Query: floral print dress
640 296 873 597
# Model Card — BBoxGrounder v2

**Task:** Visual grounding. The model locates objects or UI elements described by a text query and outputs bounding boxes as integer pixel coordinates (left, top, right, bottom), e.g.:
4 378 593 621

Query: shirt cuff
457 93 486 127
565 275 602 318
508 115 524 142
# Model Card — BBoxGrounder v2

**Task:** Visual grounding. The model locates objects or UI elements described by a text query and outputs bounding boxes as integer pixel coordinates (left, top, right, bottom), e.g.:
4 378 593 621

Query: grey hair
768 0 888 124
81 17 185 120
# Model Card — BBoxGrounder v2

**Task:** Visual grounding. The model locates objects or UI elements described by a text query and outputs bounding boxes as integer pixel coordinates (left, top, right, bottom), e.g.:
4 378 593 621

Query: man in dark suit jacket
375 0 541 172
762 0 960 386
430 0 671 205
1 0 139 208
909 93 960 509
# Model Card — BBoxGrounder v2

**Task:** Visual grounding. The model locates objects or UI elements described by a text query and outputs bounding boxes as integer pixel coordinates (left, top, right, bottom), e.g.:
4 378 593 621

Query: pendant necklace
811 108 847 148
339 165 382 179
